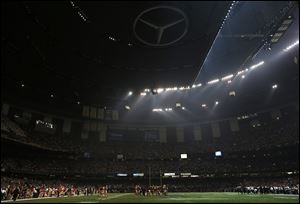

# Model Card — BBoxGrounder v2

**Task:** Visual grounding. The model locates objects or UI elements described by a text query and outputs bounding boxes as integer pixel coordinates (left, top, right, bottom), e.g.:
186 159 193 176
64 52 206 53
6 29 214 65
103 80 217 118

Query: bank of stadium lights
207 79 219 85
283 40 299 52
108 36 117 41
236 70 245 76
221 74 234 81
134 60 264 96
272 84 278 89
192 83 202 88
220 1 236 29
152 108 172 112
250 61 264 70
128 91 133 96
201 104 207 108
78 11 86 21
179 86 190 90
70 1 75 7
140 92 146 96
165 87 178 91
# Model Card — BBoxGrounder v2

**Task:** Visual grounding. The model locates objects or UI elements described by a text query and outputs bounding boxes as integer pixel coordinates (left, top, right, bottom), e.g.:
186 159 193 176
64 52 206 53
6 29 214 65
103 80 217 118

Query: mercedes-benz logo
133 6 189 47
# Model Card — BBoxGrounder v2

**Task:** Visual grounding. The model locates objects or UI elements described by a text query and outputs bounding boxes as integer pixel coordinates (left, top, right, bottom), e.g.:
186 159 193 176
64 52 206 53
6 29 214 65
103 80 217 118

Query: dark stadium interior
1 1 299 202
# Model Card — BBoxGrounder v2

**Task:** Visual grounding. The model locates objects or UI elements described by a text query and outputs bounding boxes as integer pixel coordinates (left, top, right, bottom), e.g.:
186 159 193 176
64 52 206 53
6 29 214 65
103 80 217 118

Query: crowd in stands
1 145 298 176
1 109 299 177
1 115 82 153
1 107 299 201
1 108 299 160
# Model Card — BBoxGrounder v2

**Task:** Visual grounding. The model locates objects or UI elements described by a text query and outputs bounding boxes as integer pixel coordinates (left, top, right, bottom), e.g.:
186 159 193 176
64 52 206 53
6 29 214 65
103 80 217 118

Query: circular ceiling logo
133 6 189 47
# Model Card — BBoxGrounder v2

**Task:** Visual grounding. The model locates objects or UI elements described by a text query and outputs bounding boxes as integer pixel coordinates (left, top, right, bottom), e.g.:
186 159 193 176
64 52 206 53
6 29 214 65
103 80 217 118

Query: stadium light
125 105 131 110
140 92 146 96
207 79 219 85
229 91 236 96
241 75 245 79
196 83 202 87
221 74 234 81
227 80 232 84
21 84 25 87
215 101 219 105
128 91 133 96
272 84 278 89
283 40 299 52
153 108 163 112
182 107 185 110
180 154 187 159
215 151 222 157
157 88 164 93
50 94 54 98
77 101 80 105
202 104 207 108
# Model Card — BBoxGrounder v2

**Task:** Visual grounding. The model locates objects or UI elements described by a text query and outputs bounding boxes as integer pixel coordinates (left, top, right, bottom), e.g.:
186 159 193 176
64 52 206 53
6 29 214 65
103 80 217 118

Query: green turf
3 192 299 203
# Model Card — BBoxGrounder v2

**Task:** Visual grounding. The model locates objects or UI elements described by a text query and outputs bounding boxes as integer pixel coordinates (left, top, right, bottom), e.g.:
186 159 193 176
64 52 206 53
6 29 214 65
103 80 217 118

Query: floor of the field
1 192 299 203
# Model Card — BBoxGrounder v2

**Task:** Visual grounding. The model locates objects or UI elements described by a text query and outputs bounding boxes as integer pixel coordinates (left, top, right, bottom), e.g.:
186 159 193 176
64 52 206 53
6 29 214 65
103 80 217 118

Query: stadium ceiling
1 1 299 111
1 1 230 105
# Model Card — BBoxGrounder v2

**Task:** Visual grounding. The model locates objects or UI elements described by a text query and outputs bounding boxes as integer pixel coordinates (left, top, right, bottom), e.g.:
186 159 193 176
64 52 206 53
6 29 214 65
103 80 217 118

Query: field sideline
1 192 299 203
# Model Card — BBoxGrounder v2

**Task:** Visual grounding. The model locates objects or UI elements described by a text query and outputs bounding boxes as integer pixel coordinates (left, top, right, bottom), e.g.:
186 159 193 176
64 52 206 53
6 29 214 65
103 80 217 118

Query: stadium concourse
1 1 299 203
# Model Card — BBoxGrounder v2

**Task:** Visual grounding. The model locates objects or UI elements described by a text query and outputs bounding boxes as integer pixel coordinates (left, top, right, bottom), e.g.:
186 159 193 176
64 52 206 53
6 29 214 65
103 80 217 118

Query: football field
2 192 299 203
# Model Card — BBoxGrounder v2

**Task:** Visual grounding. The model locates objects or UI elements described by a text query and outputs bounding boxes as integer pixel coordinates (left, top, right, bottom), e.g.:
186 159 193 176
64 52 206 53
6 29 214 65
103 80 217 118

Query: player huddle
135 185 168 196
98 185 108 198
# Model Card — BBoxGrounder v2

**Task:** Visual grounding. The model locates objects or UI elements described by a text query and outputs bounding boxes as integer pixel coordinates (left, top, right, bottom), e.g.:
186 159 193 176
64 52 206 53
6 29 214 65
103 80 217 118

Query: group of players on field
135 185 168 196
6 184 167 201
97 185 108 198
